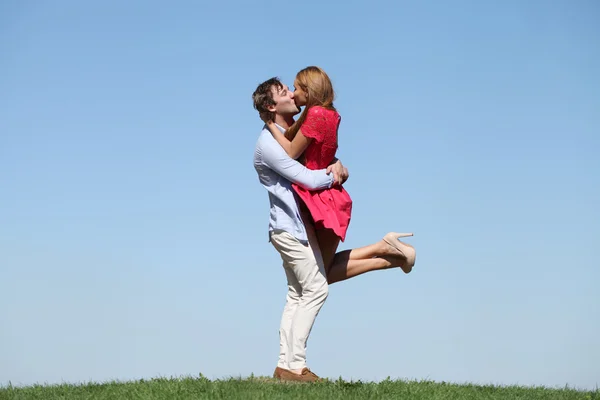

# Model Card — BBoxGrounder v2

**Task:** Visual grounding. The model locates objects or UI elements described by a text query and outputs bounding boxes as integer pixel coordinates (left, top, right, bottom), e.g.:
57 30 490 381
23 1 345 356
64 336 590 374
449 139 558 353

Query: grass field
1 375 597 400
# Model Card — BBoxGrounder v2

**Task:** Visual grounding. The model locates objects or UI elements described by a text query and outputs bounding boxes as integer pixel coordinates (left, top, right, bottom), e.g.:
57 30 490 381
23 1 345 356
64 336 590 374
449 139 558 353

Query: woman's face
293 79 308 107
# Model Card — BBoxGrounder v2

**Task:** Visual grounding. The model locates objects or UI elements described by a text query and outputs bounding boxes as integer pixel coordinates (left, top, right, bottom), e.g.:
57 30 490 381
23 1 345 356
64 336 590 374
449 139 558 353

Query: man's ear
267 104 277 112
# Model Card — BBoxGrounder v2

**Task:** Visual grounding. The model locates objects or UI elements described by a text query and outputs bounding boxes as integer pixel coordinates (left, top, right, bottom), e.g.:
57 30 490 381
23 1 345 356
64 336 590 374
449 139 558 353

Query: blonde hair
285 66 336 141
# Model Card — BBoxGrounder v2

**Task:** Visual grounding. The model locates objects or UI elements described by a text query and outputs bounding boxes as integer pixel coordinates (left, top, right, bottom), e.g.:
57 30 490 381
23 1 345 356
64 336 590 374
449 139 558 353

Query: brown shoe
278 367 321 383
273 366 286 379
301 368 322 382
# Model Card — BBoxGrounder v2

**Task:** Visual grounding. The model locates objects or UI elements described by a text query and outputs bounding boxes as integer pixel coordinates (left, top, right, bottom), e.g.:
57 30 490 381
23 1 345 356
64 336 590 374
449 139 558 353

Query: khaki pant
270 222 329 370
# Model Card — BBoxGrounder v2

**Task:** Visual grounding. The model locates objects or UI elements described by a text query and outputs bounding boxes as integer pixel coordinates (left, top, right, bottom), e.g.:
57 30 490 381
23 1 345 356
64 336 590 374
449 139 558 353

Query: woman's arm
265 121 312 160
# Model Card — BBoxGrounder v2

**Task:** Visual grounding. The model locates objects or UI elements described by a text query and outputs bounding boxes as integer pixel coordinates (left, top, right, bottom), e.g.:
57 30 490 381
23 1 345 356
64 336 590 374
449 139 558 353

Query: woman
262 66 415 280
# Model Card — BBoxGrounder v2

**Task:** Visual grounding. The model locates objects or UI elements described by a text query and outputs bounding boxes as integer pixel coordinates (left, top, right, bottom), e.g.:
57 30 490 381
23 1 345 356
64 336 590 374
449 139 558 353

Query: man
252 77 415 382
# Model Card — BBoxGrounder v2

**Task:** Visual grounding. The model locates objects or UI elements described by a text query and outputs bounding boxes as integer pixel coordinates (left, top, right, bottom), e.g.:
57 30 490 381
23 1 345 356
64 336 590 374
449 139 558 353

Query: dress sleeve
300 106 326 141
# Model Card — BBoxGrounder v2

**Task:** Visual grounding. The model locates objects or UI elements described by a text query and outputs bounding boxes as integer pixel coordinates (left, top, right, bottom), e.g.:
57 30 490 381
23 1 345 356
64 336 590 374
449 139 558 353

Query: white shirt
253 124 333 243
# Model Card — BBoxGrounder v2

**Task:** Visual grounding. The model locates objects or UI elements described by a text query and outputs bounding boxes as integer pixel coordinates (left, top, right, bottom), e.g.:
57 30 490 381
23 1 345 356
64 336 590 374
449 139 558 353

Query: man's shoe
277 367 321 382
273 366 286 379
300 368 322 382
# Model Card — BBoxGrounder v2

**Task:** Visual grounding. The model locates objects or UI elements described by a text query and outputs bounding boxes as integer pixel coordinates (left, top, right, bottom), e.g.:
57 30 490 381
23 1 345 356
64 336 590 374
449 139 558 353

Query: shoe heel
395 233 413 238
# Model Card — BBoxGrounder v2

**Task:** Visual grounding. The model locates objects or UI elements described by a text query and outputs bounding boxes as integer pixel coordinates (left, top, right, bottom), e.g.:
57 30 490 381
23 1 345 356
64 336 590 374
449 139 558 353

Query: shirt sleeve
261 135 333 190
299 106 324 141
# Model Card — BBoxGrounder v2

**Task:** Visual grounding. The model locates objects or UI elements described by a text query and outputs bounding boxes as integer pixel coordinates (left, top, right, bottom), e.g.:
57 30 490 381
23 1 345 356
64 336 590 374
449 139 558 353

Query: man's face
268 84 300 117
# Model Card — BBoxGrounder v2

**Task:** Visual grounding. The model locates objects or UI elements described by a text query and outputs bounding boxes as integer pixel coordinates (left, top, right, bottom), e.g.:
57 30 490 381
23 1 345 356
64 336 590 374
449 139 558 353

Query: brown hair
285 66 336 141
252 77 282 122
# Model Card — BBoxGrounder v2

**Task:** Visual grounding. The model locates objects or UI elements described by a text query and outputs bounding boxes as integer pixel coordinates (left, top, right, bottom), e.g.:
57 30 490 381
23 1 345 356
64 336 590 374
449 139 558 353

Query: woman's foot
378 233 412 256
382 232 416 273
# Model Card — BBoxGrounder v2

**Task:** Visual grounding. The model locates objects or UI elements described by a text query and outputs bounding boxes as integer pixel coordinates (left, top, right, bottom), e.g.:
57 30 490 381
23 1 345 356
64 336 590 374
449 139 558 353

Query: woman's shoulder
307 105 339 118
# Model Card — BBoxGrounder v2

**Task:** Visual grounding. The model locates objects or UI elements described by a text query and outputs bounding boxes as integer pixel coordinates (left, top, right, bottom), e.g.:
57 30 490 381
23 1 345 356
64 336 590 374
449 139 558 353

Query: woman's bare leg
324 236 414 283
327 254 404 284
318 230 403 266
314 225 414 283
315 228 340 276
345 240 393 260
315 238 412 284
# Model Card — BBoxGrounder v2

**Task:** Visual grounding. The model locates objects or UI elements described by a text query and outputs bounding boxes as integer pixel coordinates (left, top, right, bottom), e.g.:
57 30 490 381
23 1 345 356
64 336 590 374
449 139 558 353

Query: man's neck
273 114 295 129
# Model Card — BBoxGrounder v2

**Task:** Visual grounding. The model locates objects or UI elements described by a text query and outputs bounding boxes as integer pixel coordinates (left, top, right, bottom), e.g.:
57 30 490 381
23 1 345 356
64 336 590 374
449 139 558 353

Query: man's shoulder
255 128 280 153
254 128 276 167
255 127 270 142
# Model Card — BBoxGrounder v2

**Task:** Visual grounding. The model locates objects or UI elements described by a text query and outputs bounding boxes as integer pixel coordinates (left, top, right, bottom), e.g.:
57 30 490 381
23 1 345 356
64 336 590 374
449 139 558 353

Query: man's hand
326 159 349 186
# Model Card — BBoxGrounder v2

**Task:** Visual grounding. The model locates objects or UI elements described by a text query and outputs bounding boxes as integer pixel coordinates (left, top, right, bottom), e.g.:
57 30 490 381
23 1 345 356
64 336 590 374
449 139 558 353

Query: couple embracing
252 66 417 382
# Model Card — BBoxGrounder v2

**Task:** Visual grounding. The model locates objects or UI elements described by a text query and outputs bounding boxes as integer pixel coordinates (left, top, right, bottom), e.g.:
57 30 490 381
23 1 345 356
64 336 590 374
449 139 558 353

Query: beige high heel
383 232 416 273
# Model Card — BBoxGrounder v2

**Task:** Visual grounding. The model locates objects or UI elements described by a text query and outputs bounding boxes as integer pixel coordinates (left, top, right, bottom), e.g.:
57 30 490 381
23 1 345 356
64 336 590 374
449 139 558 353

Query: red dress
292 106 353 242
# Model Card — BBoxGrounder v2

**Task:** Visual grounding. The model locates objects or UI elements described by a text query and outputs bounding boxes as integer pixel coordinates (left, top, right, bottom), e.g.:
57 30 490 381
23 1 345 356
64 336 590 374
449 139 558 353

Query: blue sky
1 0 598 390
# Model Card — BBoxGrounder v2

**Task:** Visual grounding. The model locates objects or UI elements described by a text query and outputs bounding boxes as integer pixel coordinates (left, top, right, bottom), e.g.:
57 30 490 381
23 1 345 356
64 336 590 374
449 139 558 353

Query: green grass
1 375 597 400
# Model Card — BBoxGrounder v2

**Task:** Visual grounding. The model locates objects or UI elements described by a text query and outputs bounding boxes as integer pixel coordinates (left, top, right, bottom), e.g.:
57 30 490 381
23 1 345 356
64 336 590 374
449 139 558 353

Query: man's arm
261 139 333 190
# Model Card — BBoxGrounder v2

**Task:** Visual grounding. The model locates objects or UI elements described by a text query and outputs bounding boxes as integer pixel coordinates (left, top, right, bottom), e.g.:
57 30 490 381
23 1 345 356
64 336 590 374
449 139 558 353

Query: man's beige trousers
270 221 329 370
